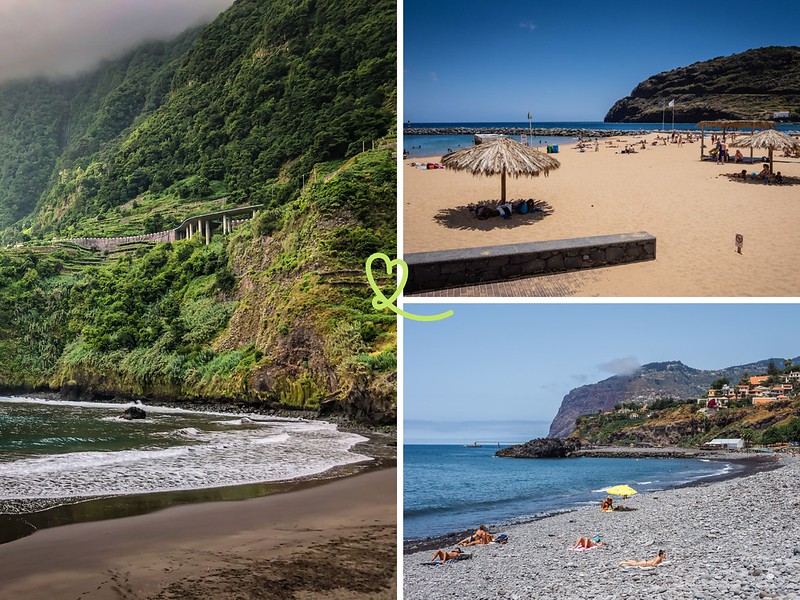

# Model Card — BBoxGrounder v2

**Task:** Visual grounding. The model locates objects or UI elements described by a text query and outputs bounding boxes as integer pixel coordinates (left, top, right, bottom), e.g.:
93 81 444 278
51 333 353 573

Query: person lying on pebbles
430 547 464 563
619 549 666 567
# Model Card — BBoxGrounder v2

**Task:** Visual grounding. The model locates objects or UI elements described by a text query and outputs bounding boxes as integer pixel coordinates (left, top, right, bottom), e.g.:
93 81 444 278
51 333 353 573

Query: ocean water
0 397 370 528
403 444 739 540
403 121 799 159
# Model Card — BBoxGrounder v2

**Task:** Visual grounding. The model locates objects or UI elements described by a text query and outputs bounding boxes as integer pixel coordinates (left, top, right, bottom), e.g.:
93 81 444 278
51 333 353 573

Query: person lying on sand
457 524 492 546
619 549 666 567
430 547 463 563
573 536 604 549
725 169 748 180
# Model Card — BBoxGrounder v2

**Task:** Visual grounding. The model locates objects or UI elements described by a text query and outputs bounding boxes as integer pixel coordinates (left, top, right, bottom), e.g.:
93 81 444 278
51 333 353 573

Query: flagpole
672 102 675 132
528 111 534 150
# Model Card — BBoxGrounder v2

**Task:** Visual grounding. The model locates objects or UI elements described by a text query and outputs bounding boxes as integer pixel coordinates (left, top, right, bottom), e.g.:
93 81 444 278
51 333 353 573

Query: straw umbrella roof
442 137 560 178
733 129 800 172
442 137 561 202
733 129 800 151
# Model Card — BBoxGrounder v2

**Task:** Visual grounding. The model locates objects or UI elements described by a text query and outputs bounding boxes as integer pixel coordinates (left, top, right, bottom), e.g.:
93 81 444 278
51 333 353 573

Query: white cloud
519 20 536 31
597 356 640 376
428 71 438 82
0 0 235 83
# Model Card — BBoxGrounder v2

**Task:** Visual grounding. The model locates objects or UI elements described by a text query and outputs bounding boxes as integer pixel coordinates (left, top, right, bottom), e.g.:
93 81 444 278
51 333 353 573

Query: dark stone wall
405 232 656 293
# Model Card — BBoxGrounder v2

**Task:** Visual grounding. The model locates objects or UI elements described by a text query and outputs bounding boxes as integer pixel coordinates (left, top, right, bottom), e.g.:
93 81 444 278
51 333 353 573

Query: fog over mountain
0 0 234 83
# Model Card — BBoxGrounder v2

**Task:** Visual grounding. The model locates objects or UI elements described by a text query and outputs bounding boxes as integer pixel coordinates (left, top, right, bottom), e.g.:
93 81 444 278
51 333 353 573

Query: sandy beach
403 455 800 599
403 134 800 296
0 468 396 599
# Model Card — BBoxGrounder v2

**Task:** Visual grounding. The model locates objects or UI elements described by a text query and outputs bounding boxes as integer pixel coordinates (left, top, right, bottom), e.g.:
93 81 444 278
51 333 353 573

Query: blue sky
404 304 800 444
404 0 800 122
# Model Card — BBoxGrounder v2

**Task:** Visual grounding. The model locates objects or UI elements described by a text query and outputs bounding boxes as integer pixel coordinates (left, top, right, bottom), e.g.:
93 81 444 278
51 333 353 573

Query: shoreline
403 451 779 554
0 468 397 599
404 456 800 599
0 395 396 545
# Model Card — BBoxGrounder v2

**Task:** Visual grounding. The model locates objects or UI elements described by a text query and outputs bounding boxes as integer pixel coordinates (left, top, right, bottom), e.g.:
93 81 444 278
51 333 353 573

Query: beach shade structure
732 129 800 173
441 137 560 202
604 485 638 497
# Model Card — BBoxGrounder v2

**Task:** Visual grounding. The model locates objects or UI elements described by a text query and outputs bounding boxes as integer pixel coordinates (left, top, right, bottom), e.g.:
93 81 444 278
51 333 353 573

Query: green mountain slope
605 46 800 123
0 0 397 424
0 0 395 243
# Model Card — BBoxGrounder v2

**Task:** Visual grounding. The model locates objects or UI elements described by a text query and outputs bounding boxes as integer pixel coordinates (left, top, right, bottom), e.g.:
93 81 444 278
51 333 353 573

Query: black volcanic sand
0 468 397 600
403 452 780 554
0 426 395 546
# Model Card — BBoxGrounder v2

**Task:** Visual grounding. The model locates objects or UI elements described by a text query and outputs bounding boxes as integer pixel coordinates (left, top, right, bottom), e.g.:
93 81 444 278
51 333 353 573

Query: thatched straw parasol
442 137 560 202
732 129 800 173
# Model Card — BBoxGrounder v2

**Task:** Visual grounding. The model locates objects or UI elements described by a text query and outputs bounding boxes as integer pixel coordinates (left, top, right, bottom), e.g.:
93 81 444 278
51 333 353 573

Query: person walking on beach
619 549 666 567
430 547 463 563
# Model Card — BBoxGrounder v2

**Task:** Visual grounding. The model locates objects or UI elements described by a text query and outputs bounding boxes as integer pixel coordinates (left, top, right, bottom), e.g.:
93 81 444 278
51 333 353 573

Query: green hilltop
605 46 800 123
0 0 397 424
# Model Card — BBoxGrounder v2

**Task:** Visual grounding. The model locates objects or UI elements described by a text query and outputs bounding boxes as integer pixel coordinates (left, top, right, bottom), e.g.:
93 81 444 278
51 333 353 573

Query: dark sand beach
0 468 396 599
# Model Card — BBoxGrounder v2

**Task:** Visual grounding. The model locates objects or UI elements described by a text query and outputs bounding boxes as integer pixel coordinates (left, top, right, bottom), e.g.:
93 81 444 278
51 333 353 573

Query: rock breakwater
404 127 653 138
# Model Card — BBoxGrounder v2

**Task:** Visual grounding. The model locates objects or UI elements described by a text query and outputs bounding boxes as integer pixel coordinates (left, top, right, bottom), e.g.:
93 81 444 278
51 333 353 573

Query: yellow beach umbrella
605 485 638 497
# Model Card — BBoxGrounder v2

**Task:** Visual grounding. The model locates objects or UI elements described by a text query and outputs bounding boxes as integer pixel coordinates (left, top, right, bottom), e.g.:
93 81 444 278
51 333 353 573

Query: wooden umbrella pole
501 170 507 202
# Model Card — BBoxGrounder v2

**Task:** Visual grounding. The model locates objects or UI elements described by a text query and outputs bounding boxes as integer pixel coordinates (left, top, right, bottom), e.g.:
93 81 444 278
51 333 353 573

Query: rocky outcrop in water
496 437 581 459
121 406 146 420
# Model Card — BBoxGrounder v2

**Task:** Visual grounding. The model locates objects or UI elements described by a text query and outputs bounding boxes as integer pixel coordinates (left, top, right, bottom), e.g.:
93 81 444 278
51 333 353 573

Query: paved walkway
407 268 609 297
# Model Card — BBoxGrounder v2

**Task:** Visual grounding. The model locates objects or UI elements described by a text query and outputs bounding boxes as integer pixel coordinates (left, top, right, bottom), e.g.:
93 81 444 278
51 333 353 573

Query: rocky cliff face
605 46 800 123
548 358 792 438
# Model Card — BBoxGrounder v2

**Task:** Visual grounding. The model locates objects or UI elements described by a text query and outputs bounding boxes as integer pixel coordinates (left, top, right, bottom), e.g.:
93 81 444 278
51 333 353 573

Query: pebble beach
403 455 800 599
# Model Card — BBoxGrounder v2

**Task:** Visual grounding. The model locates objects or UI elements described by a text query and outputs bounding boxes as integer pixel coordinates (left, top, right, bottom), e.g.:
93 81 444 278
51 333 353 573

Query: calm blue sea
403 444 739 540
403 121 799 158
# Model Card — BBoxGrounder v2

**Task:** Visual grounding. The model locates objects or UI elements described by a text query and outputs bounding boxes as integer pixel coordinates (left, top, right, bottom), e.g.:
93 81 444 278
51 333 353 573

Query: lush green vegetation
0 0 395 244
0 1 397 423
0 148 396 420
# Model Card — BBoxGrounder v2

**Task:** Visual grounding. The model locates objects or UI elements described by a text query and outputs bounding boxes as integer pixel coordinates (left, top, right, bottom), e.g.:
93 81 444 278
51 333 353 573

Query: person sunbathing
600 496 613 511
734 150 744 163
619 549 666 567
726 169 748 180
756 164 771 183
457 524 492 546
573 536 604 549
431 547 463 563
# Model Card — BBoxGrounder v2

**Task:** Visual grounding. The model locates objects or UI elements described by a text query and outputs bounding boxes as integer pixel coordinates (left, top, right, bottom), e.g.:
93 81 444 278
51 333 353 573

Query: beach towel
421 553 473 566
494 534 508 544
571 545 602 552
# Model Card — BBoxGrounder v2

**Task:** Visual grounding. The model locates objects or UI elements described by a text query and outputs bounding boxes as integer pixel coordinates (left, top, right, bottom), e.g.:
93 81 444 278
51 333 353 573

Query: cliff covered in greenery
0 148 396 423
0 0 397 424
605 46 800 123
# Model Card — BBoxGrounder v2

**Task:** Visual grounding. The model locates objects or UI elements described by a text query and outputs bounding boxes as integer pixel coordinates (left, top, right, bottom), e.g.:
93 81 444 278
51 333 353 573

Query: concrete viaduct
62 205 261 252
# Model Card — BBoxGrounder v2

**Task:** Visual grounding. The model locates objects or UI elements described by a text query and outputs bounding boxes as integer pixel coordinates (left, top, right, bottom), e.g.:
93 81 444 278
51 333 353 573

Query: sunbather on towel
619 549 666 567
457 524 492 546
573 536 604 549
431 547 463 563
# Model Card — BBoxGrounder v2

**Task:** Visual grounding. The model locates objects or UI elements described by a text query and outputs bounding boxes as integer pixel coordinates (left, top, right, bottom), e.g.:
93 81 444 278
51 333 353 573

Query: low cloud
428 71 438 82
598 356 640 376
519 20 536 31
0 0 235 83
